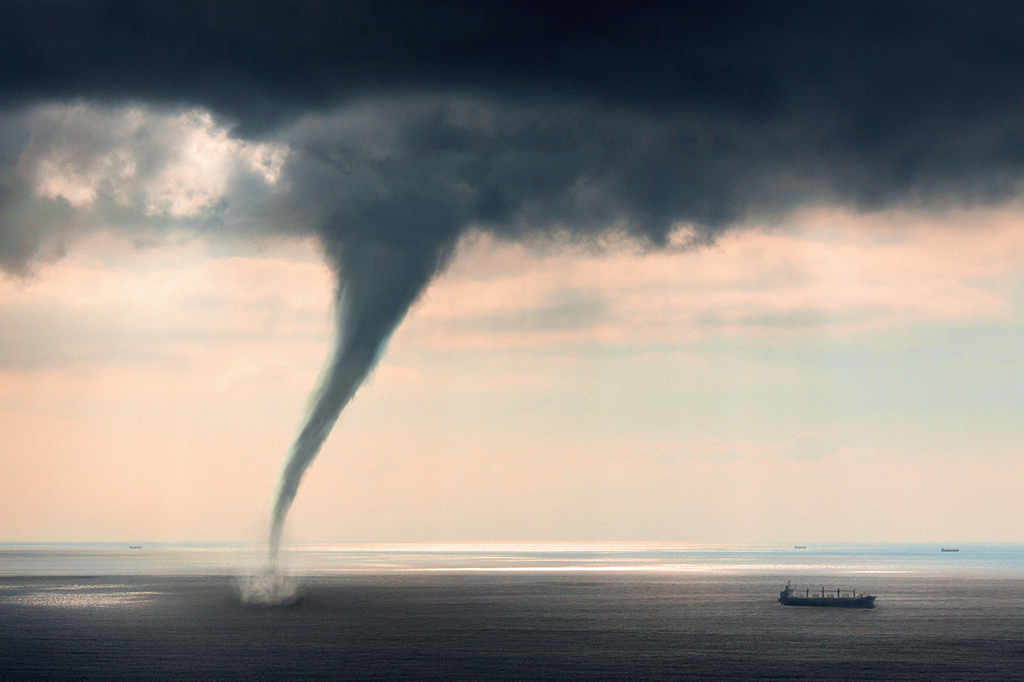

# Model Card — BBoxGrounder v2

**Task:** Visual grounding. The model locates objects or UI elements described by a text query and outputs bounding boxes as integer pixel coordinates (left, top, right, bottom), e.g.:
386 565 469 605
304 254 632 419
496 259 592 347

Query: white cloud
25 104 286 217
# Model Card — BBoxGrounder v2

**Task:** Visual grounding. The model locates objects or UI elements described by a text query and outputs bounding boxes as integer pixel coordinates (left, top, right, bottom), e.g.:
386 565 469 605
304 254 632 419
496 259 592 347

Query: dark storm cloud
1 1 1023 241
0 0 784 129
273 98 794 248
0 1 1022 132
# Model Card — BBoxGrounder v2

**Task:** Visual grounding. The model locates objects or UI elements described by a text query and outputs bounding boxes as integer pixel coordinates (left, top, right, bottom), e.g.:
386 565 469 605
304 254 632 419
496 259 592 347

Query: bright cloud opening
27 105 286 217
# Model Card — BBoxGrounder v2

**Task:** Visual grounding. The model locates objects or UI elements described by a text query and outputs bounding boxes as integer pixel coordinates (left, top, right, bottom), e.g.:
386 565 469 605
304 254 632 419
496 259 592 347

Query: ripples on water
1 544 1022 681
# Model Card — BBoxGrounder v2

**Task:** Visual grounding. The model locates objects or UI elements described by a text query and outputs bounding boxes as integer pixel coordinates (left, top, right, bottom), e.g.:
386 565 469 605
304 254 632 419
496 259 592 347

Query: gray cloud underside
1 2 1023 272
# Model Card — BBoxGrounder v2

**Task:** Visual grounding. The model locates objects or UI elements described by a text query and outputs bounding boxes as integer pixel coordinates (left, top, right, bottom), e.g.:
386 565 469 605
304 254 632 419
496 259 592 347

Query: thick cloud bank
3 1 1024 135
3 2 1024 273
4 2 1024 554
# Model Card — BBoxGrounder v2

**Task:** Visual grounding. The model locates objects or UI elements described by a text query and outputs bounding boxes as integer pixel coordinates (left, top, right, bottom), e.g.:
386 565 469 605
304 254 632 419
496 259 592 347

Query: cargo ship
778 582 875 608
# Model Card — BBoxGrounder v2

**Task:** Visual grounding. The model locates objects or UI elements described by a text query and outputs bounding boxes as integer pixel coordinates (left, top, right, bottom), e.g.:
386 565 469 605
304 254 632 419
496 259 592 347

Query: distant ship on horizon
778 582 876 608
941 548 959 552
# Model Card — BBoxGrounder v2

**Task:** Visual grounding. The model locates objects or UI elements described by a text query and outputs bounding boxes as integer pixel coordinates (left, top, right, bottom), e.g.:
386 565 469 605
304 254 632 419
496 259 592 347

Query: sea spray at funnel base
268 238 454 563
237 568 300 606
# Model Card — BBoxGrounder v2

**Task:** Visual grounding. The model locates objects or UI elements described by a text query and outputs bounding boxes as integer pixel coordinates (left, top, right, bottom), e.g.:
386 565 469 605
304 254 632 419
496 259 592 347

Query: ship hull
778 596 875 608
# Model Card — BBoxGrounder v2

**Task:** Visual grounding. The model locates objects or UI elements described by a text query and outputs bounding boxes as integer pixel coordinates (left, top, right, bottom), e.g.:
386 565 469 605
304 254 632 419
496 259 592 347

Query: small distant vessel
129 546 142 549
794 546 807 549
941 548 959 552
779 582 875 608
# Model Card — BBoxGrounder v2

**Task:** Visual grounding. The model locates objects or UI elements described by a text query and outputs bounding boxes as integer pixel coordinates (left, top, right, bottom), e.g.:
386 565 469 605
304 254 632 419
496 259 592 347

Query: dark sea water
2 544 1022 681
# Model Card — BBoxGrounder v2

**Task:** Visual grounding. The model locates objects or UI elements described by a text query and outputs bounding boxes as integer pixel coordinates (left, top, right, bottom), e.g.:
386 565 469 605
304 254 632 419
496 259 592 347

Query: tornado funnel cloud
268 238 452 562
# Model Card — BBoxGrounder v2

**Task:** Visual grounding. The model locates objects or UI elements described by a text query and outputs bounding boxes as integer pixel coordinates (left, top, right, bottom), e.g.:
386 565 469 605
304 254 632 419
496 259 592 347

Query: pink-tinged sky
3 140 1024 545
6 5 1024 551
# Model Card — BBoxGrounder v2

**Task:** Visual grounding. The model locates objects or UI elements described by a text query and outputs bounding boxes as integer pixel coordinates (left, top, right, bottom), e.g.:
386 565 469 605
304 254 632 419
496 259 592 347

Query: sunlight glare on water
1 542 1021 576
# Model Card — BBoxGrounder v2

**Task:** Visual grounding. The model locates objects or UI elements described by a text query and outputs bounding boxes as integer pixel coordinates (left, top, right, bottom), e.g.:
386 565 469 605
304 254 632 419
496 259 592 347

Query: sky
2 1 1024 544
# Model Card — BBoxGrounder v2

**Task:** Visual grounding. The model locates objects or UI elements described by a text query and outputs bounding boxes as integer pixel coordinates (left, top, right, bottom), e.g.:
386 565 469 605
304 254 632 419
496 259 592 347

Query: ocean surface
2 543 1022 681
